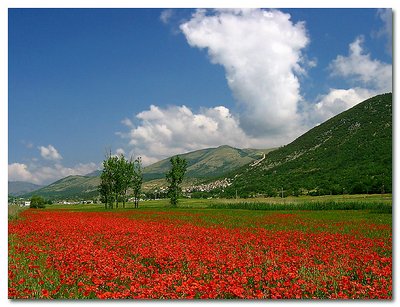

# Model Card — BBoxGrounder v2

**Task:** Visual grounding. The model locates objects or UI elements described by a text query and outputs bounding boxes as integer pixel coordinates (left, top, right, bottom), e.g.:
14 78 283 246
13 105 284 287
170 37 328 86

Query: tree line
99 152 143 209
99 153 187 209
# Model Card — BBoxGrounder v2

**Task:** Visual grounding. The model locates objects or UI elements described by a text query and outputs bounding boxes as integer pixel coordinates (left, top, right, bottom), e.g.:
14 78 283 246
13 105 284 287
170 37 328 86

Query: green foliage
8 205 27 220
99 152 143 209
166 156 188 206
207 201 391 213
99 167 113 208
131 157 143 208
222 93 392 198
30 195 46 209
100 153 118 208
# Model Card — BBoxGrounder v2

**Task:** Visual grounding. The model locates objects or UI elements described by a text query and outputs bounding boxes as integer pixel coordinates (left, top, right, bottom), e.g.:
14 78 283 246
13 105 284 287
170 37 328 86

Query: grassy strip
40 195 392 212
207 201 392 213
8 205 28 221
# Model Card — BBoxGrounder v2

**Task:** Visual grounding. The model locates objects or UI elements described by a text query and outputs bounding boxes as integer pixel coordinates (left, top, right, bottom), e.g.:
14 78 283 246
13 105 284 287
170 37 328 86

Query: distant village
8 177 234 207
8 198 97 207
183 178 233 193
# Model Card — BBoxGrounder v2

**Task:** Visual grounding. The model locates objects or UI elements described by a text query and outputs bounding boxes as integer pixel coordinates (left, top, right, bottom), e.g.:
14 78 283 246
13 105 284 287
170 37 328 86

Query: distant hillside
221 93 392 197
23 175 100 200
8 181 43 196
22 145 273 199
143 145 274 181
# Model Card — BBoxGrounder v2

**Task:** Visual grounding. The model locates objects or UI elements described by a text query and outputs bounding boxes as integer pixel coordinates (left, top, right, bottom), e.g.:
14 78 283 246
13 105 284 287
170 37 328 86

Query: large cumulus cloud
180 9 309 137
121 104 284 165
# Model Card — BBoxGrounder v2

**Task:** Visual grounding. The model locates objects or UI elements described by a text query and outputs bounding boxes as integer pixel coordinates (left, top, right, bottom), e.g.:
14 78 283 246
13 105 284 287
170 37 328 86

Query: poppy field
8 201 392 299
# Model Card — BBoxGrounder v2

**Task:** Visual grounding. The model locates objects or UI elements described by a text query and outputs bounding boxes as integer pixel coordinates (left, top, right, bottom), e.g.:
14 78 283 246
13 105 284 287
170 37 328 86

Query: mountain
23 175 100 200
22 93 391 200
22 146 273 199
143 145 274 181
8 181 43 196
220 93 392 197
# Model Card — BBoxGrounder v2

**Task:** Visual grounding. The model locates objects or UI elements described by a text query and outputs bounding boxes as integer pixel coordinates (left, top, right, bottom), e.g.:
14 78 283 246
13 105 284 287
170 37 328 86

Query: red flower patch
8 210 392 299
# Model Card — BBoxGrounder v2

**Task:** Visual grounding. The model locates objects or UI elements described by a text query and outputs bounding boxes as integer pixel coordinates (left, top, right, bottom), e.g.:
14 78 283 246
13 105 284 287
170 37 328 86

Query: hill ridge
22 145 273 199
220 93 392 197
8 181 43 196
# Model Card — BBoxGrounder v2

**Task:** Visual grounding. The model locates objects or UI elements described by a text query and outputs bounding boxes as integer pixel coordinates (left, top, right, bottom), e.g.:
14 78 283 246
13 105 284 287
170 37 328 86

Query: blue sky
8 8 392 185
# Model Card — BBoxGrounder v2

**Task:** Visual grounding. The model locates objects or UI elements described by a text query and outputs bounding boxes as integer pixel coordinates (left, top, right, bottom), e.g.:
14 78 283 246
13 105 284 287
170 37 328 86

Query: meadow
8 195 392 299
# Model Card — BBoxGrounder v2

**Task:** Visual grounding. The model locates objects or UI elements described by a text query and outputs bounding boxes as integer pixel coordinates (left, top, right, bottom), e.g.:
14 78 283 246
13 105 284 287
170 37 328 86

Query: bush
30 195 46 209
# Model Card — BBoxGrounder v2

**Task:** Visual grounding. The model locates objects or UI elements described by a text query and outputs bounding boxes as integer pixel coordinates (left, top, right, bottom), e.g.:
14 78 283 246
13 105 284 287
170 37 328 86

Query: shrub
30 195 46 209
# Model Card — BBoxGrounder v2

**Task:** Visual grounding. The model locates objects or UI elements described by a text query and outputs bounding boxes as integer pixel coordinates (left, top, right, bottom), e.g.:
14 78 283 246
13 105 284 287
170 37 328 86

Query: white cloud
38 144 63 161
376 9 392 55
180 8 309 137
309 36 392 124
160 9 174 24
128 104 247 161
115 148 125 156
123 104 299 165
329 36 392 92
308 88 375 124
8 162 98 185
137 154 160 166
121 118 134 128
8 163 36 183
50 162 99 179
10 143 99 185
21 140 34 149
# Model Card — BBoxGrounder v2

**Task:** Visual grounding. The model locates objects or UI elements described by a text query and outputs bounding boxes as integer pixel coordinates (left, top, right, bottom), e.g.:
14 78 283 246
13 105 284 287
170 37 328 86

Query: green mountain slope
8 181 43 196
22 146 272 199
221 93 392 197
143 145 273 180
23 175 100 200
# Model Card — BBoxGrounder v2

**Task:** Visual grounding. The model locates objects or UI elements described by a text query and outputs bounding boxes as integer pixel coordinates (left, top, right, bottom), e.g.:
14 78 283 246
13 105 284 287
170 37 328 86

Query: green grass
42 194 392 211
207 194 392 213
219 194 392 204
8 205 28 221
208 200 391 213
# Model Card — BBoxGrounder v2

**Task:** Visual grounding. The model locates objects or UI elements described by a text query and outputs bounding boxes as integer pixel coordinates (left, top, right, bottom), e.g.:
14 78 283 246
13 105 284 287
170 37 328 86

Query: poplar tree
131 157 143 208
100 151 143 209
166 156 187 207
99 151 118 209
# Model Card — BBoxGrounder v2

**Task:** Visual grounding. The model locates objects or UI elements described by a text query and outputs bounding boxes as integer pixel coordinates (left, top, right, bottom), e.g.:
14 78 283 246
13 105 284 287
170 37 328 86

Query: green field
39 193 390 208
